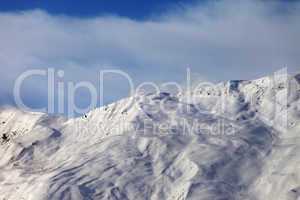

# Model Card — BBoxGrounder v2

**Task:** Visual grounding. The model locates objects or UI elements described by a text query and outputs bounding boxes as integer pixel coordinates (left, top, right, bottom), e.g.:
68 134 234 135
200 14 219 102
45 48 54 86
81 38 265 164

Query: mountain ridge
0 74 299 200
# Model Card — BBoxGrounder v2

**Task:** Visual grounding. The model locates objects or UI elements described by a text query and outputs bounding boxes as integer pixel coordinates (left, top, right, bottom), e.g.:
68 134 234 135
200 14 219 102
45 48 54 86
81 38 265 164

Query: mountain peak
0 74 299 200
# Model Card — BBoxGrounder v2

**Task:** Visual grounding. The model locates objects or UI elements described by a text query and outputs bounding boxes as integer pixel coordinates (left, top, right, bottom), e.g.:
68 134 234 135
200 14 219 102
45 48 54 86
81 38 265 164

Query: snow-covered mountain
0 74 299 200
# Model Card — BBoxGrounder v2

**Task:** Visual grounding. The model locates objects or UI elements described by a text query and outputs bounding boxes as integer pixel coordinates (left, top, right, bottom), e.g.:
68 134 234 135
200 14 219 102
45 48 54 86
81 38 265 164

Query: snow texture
0 74 299 200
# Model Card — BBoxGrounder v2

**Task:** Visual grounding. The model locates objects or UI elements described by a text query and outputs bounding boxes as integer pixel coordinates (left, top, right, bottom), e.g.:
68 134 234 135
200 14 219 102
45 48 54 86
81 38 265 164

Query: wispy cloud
0 0 299 112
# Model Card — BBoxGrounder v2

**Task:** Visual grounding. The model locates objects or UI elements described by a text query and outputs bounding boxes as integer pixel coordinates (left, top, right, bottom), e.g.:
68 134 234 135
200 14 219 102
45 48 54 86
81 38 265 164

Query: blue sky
0 0 299 116
0 0 200 19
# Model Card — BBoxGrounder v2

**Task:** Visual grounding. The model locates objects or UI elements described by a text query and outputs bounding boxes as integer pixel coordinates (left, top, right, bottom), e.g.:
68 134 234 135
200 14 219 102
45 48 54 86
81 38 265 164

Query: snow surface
0 74 299 200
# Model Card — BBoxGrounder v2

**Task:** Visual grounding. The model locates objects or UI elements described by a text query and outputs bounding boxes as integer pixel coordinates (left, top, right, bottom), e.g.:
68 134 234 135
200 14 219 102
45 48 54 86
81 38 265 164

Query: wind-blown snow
0 74 299 200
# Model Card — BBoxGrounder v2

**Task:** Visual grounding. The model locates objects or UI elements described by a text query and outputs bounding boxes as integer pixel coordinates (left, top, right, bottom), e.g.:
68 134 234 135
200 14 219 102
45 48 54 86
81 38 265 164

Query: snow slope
0 74 299 200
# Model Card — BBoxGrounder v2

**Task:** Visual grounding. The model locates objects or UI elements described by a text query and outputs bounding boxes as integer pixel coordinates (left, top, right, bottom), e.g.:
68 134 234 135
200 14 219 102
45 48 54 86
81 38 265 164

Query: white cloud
0 0 299 112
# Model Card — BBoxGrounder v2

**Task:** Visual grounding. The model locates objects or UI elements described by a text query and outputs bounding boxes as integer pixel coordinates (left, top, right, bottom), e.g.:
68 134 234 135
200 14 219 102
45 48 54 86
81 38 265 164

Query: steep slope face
0 107 45 144
179 74 300 199
249 75 300 200
0 74 299 200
